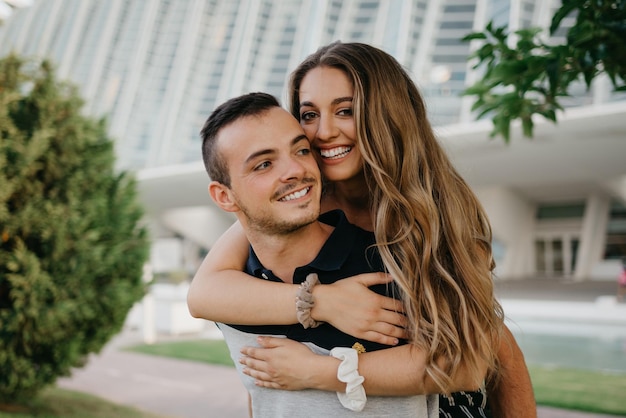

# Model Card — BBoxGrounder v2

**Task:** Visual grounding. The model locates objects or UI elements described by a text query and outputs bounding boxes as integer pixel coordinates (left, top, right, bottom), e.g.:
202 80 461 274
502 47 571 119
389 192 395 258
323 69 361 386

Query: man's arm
488 325 537 417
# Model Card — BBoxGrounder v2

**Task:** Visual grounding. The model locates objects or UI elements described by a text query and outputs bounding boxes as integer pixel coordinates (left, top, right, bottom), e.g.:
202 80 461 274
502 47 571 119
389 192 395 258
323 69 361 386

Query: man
200 92 447 417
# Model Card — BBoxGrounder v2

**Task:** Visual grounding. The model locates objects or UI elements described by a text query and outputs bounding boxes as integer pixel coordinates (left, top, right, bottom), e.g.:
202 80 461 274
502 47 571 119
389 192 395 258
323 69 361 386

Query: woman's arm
187 221 299 324
487 325 537 417
187 222 407 344
239 336 485 396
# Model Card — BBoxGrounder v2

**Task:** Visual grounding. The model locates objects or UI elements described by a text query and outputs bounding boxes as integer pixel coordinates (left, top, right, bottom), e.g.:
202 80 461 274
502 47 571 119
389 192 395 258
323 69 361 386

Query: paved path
57 330 621 418
57 278 624 418
58 332 249 418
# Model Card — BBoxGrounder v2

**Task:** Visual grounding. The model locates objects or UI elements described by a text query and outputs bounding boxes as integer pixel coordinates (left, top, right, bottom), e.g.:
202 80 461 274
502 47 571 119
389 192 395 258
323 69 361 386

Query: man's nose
280 156 307 181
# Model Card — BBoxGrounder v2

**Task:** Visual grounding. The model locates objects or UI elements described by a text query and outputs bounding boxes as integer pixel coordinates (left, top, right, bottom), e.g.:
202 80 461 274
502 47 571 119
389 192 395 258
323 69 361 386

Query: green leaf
463 83 491 96
491 61 529 83
462 32 487 41
550 1 578 35
493 114 512 143
521 116 534 138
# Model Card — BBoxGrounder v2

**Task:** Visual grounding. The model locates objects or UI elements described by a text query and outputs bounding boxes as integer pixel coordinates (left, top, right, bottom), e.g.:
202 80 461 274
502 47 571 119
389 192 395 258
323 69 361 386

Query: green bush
0 55 149 402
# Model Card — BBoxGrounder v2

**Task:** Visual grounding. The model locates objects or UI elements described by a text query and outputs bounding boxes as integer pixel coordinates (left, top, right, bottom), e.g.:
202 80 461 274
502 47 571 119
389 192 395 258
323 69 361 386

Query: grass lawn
0 387 166 418
529 365 626 416
125 338 234 367
127 338 626 416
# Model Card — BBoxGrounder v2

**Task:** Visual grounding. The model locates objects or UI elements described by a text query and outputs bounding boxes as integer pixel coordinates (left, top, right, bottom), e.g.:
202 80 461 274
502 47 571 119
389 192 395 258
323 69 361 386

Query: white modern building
1 0 625 282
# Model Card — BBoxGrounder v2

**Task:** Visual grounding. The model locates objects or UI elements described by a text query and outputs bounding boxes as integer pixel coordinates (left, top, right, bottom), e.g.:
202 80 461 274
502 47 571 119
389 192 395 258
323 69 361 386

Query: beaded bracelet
295 273 323 329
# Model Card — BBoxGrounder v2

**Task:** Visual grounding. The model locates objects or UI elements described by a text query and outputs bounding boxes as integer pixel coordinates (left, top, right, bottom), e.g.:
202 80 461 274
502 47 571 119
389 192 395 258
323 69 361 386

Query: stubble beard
241 202 318 236
243 177 320 236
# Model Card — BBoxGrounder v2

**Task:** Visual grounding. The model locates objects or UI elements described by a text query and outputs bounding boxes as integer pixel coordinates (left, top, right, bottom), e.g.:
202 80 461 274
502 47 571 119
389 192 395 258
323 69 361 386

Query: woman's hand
312 273 408 345
240 336 342 391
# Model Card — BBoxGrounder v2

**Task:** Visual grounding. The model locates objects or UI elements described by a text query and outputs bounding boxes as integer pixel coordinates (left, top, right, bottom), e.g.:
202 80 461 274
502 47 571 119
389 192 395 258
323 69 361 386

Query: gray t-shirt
220 324 438 418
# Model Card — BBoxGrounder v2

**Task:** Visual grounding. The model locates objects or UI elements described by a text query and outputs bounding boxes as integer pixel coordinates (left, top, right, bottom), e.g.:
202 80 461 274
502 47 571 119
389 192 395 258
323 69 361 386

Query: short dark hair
200 92 281 186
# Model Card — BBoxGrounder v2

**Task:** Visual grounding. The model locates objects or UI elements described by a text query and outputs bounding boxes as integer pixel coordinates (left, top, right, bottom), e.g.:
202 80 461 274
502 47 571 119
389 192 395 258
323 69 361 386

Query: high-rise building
2 0 625 280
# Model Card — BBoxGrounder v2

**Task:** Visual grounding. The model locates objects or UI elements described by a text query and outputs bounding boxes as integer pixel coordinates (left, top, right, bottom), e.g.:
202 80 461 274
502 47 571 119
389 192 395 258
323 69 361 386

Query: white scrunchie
330 347 366 411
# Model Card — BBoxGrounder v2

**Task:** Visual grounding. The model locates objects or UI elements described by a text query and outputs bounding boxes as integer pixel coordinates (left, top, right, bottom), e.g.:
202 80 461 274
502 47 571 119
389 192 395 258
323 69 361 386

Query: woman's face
297 66 363 183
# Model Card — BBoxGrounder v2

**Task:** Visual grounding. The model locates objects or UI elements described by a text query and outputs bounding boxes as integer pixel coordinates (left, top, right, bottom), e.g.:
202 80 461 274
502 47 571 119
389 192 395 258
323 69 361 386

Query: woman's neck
322 178 373 231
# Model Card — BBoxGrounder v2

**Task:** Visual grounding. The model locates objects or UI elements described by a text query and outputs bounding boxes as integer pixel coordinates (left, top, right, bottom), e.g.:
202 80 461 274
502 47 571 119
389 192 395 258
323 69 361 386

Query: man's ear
208 181 239 213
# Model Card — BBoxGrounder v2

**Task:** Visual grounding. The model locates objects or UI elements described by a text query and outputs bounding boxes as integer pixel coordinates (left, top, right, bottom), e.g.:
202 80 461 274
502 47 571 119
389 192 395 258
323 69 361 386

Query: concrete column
574 193 611 281
475 186 536 279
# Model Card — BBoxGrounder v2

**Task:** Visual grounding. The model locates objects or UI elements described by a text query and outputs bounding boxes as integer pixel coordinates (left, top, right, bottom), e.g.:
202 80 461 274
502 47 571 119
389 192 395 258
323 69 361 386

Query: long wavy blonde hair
289 41 504 392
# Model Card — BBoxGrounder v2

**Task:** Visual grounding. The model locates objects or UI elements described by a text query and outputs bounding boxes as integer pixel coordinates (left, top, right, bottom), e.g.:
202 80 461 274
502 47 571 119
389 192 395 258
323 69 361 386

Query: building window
536 202 586 219
605 200 626 259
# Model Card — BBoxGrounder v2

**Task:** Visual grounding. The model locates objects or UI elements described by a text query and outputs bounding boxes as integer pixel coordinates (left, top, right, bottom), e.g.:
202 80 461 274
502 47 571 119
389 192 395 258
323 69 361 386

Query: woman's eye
338 108 353 116
301 111 317 121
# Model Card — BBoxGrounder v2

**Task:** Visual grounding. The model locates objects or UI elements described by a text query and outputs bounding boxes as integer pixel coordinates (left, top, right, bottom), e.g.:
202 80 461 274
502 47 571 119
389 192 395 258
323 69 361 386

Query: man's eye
297 148 311 156
254 161 271 170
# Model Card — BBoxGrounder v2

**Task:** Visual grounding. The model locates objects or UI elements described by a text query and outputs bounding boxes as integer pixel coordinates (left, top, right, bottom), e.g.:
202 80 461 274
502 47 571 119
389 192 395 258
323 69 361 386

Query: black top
228 209 400 353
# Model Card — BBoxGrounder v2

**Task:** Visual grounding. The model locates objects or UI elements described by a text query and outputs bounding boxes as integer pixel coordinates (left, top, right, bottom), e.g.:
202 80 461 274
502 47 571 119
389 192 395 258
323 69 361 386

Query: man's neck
247 221 333 283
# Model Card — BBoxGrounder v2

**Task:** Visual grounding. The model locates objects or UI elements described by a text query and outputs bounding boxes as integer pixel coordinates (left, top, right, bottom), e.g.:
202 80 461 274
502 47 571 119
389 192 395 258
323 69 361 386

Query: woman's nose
315 115 338 142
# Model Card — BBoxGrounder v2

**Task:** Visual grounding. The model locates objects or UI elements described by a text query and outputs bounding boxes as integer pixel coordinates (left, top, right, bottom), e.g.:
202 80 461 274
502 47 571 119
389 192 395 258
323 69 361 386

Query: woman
188 41 534 416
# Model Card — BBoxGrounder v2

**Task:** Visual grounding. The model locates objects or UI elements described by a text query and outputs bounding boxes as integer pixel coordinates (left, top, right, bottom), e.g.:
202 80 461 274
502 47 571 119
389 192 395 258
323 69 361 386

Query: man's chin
276 214 319 235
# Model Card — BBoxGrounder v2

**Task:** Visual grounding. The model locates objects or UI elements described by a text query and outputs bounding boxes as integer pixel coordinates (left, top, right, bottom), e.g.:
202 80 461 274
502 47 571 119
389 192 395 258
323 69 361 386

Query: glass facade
0 0 616 171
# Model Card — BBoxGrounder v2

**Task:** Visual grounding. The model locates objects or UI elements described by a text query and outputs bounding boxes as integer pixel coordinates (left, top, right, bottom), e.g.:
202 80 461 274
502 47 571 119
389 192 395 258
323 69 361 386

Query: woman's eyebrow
332 97 353 106
300 96 353 108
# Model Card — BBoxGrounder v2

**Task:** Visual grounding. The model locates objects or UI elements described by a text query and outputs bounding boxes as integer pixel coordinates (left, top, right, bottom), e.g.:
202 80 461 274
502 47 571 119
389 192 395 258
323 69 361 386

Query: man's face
214 107 322 235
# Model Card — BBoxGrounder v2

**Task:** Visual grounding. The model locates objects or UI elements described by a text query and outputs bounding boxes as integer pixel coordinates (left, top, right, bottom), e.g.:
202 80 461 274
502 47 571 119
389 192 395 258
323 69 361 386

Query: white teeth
280 187 310 201
320 146 352 159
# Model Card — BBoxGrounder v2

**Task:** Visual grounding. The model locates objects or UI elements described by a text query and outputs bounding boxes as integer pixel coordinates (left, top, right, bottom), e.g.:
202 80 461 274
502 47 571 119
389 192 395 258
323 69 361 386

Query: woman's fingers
350 273 406 314
241 363 283 389
361 324 408 346
256 335 287 348
240 337 286 360
362 303 409 343
240 345 266 361
240 357 270 379
253 379 282 389
355 272 394 286
239 339 316 391
380 294 405 314
239 349 281 385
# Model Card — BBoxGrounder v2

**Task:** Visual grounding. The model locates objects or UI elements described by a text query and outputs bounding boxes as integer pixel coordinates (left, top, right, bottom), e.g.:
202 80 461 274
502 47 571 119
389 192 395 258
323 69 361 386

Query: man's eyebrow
244 134 308 164
291 134 308 145
300 97 353 108
245 148 275 165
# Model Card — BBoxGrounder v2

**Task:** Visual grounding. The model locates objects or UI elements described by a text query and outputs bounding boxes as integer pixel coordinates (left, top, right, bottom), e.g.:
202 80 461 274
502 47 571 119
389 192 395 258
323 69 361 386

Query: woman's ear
208 181 239 213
